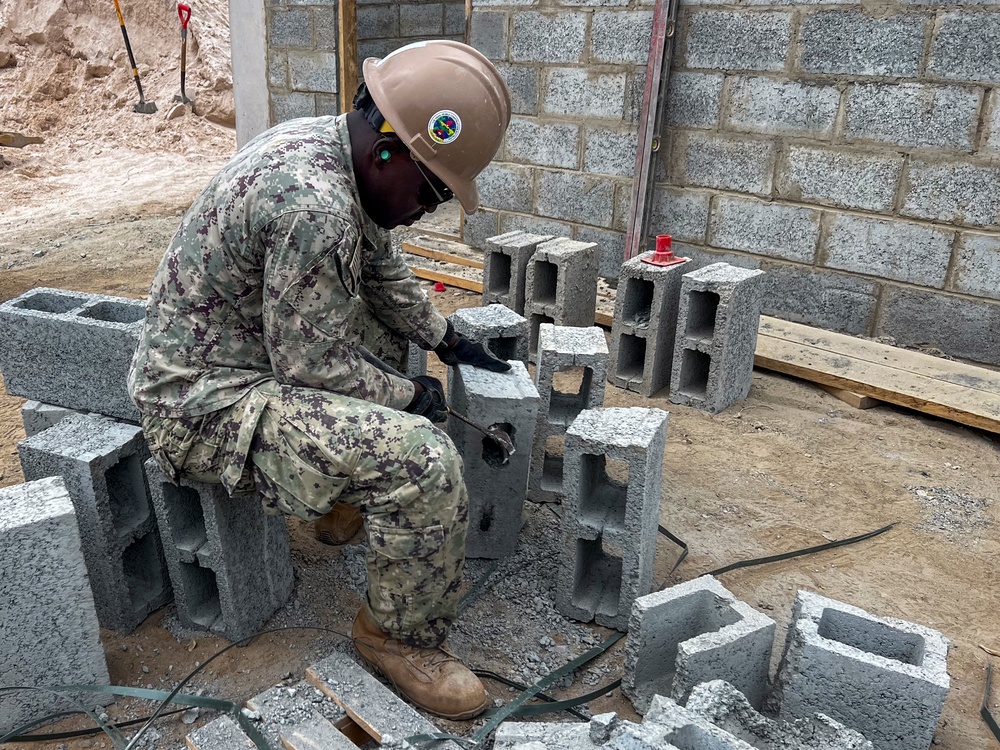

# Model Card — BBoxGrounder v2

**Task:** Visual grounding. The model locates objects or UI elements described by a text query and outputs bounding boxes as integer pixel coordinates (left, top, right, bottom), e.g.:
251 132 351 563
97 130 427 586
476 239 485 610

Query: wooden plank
403 241 483 269
337 0 358 115
818 384 882 410
412 266 482 292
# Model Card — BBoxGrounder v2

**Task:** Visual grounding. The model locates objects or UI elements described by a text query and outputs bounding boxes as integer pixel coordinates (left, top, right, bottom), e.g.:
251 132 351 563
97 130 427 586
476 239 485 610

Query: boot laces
403 644 457 670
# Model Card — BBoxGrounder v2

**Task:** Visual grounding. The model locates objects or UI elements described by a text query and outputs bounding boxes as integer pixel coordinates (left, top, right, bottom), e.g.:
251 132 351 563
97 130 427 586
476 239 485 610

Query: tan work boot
352 608 488 720
314 503 363 545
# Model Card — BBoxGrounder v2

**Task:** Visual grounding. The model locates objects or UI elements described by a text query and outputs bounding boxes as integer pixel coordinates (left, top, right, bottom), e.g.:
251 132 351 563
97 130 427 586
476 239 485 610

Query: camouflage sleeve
359 229 449 350
260 210 416 410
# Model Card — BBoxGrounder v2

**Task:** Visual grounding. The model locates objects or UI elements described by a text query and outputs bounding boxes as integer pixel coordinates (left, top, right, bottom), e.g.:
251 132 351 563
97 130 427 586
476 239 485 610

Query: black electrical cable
982 663 1000 744
5 708 188 743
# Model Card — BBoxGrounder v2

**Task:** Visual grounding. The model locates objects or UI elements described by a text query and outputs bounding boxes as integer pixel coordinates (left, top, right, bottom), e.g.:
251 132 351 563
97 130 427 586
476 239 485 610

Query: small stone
181 708 201 724
141 665 149 673
32 250 45 257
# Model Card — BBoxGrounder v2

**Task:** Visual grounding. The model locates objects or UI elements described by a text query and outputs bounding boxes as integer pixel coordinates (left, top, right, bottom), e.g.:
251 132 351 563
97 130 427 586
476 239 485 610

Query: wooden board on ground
755 317 1000 434
818 384 882 410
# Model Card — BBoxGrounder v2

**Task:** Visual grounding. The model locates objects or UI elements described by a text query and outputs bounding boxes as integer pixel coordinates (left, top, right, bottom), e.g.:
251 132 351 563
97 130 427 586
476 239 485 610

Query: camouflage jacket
128 115 448 418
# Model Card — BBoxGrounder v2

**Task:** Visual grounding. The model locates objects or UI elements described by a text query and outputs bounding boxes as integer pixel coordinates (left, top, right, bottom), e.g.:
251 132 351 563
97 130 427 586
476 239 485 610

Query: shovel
174 4 194 106
112 0 157 114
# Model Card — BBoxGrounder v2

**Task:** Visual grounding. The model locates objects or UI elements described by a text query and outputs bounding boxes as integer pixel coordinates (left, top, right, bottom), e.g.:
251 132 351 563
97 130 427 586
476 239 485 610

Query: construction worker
128 40 511 720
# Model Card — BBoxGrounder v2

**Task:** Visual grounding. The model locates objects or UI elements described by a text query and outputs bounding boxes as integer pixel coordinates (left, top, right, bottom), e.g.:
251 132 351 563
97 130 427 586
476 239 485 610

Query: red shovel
173 3 193 105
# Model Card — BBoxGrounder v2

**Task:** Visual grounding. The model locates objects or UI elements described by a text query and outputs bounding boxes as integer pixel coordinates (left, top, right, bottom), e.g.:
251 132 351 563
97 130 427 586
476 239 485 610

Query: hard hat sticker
428 110 461 145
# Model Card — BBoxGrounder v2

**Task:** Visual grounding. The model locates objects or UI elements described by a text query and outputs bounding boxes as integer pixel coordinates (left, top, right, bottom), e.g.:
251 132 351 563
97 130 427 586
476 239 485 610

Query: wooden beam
402 241 483 269
818 384 882 410
337 0 358 115
412 267 482 293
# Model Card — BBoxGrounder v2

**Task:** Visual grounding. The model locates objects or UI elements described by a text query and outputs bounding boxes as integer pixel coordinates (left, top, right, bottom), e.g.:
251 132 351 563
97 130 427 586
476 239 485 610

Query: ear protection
378 149 391 163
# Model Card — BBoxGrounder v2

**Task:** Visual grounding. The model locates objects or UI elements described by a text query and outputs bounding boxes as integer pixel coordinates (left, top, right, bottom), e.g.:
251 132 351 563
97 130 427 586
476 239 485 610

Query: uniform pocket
367 523 448 634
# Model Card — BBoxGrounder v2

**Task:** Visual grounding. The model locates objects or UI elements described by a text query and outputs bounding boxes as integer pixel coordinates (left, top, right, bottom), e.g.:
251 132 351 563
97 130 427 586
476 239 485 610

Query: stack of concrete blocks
405 341 427 377
622 575 776 714
482 230 553 315
772 590 950 750
446 362 539 558
449 303 530 363
669 263 767 414
18 415 172 633
608 253 693 397
21 401 97 438
0 477 111 735
0 288 145 422
555 407 669 631
146 460 294 643
528 323 608 504
524 237 600 359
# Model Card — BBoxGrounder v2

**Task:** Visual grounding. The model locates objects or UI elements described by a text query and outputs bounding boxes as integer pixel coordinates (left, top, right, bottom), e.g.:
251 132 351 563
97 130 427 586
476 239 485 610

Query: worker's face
365 139 453 230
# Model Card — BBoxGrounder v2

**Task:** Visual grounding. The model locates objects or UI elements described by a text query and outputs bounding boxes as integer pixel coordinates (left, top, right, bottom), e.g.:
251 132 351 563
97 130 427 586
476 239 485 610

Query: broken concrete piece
279 712 357 750
186 715 256 750
244 680 347 749
450 303 530 363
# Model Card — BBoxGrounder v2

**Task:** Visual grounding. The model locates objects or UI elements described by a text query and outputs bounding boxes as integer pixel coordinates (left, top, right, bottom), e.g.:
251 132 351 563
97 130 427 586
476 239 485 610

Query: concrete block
271 92 316 123
494 720 600 749
798 10 926 77
823 214 954 288
585 127 639 177
724 75 840 138
641 696 760 749
536 172 616 228
313 7 339 48
0 287 146 421
759 265 879 337
511 11 587 63
357 5 397 39
877 286 1000 366
18 415 171 633
446 362 539 558
482 230 554 314
686 680 874 750
681 10 792 72
280 713 357 750
400 2 444 36
477 162 534 213
773 590 950 750
21 400 90 437
928 11 1000 82
591 11 654 65
0 477 111 735
267 51 287 89
542 67 627 120
622 575 775 714
496 62 538 115
709 196 821 263
507 117 580 170
470 11 508 64
186 715 255 750
650 187 711 245
498 212 574 242
902 160 1000 228
269 8 311 47
528 324 609 504
463 207 499 250
524 238 601 357
985 90 1000 154
846 83 980 150
245 680 348 750
556 407 669 631
306 651 462 748
608 253 693 398
676 132 776 196
405 341 427 377
954 233 1000 301
576 226 627 280
449 303 529 363
776 145 903 213
669 262 767 413
288 51 338 94
146 459 294 643
665 72 724 129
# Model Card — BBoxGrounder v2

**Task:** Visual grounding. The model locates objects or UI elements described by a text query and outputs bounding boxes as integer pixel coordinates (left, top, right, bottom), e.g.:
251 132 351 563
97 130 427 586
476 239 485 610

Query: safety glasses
412 154 454 209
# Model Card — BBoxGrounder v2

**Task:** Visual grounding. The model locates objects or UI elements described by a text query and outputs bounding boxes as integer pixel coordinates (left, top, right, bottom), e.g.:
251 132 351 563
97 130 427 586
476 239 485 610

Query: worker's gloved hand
406 375 448 423
434 322 511 373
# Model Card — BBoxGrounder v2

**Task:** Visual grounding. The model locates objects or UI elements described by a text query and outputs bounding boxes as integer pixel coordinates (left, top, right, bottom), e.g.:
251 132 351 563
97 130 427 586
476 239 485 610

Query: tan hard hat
363 40 512 214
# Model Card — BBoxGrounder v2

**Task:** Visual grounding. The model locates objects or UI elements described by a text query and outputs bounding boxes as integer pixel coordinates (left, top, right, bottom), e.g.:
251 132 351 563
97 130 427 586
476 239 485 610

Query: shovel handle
178 3 191 30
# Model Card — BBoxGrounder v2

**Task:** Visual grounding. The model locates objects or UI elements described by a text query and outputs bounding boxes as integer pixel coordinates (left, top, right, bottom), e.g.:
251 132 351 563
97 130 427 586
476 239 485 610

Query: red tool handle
178 3 191 30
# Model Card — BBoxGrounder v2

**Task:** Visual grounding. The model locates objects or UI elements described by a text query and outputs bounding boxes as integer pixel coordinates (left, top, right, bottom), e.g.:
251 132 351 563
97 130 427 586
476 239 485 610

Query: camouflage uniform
129 115 466 647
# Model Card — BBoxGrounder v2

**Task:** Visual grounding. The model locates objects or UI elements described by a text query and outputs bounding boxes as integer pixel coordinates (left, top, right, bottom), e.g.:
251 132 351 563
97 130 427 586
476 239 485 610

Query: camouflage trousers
141 318 468 648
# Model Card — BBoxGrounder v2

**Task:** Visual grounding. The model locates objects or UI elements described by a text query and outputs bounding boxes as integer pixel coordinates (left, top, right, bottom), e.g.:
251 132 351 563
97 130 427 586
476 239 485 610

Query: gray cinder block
495 713 631 750
556 407 669 632
608 253 693 397
146 459 293 643
0 477 111 735
482 230 554 314
528 324 608 504
724 75 840 138
406 341 427 378
902 160 1000 229
21 400 91 438
669 263 767 414
446 361 539 559
449 303 530 363
0 287 146 421
845 83 980 151
18 414 171 633
681 9 792 72
641 695 768 749
186 715 256 750
678 131 777 197
773 590 950 750
622 575 776 714
524 238 600 359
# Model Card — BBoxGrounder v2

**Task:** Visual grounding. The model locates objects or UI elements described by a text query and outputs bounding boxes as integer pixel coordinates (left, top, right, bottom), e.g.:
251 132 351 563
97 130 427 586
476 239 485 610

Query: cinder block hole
617 334 647 381
550 366 594 425
482 422 514 468
532 259 559 304
540 435 564 493
488 335 518 360
579 454 628 530
13 291 83 314
123 532 167 610
818 609 925 665
478 503 494 533
162 483 208 556
487 252 512 295
177 561 222 629
665 725 718 750
571 535 622 619
529 314 554 359
622 278 655 327
678 348 710 399
105 452 151 534
77 300 145 324
685 290 720 340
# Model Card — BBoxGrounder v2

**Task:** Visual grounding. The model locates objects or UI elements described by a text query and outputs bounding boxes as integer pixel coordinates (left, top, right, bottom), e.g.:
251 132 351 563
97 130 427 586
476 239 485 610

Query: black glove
434 322 512 372
406 375 448 423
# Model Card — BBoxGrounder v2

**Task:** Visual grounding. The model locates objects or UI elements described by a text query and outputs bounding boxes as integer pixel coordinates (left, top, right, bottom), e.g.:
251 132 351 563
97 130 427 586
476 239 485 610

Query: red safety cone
642 234 688 267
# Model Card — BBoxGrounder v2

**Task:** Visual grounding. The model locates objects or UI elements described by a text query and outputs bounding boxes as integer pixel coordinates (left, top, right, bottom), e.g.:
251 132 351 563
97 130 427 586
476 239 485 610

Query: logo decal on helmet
428 110 461 145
